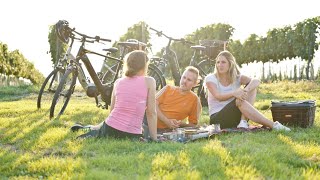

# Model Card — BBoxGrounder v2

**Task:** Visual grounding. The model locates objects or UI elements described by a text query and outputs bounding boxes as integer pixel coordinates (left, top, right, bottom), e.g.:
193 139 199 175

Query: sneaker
272 121 291 131
71 124 84 132
76 130 98 139
237 120 249 129
71 124 93 132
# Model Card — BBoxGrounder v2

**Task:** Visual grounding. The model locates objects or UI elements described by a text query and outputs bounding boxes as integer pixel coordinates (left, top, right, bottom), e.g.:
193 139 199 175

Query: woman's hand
236 98 244 107
233 88 248 100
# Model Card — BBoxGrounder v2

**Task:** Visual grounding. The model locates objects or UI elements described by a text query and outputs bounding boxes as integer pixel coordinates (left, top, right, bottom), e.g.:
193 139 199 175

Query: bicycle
50 24 164 119
149 27 227 105
188 39 228 105
37 20 72 109
149 27 194 86
37 20 118 110
101 39 166 91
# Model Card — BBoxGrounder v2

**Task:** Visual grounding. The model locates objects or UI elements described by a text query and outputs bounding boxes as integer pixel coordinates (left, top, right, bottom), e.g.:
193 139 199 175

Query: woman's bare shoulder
144 76 156 86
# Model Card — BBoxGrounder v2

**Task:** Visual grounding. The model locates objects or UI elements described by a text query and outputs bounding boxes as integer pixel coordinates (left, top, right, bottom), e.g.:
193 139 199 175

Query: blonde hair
123 50 149 77
214 50 240 84
184 66 199 82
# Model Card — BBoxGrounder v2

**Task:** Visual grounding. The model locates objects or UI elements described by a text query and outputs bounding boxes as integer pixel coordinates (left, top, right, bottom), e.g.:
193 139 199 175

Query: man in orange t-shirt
143 66 202 135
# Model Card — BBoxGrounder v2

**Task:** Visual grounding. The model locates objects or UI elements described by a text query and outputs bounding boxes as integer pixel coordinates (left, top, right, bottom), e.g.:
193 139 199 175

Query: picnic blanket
71 123 271 142
159 125 271 143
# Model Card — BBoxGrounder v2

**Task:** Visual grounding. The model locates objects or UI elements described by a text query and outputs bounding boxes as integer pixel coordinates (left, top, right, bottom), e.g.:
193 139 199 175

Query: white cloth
204 74 241 115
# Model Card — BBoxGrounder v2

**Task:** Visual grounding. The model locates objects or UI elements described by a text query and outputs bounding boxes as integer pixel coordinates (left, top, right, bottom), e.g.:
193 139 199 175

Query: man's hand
164 119 181 129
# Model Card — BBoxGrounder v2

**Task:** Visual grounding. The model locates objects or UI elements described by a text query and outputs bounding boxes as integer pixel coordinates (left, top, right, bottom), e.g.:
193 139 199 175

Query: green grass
1 81 320 179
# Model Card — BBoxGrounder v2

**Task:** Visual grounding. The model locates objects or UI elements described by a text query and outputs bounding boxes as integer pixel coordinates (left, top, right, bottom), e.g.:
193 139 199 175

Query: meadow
1 81 320 179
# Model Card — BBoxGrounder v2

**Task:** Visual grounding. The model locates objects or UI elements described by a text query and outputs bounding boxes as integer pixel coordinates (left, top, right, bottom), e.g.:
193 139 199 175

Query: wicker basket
199 40 226 58
271 100 316 128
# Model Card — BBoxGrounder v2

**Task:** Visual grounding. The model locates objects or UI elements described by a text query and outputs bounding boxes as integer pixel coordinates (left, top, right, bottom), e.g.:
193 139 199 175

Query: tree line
109 17 320 81
4 16 318 86
0 42 44 85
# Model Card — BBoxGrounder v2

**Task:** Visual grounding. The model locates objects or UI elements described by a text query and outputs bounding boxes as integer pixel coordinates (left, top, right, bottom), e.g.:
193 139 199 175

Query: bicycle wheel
197 59 215 77
37 68 65 109
50 69 77 119
196 80 208 107
148 64 166 90
102 63 165 90
102 63 122 84
196 59 215 107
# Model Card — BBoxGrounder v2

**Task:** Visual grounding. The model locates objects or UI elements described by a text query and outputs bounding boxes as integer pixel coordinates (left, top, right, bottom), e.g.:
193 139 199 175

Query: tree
0 42 44 84
171 23 235 71
229 16 320 81
48 23 68 67
118 21 150 43
112 21 150 58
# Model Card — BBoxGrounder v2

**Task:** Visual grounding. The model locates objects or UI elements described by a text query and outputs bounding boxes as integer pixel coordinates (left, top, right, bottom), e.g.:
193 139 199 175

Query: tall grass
1 81 320 179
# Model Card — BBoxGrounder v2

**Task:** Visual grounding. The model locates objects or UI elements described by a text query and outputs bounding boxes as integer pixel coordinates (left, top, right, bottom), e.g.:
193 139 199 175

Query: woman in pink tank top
75 50 158 141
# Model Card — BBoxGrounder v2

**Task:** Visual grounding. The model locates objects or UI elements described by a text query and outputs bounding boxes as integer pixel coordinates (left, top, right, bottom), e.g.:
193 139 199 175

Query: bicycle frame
163 38 181 86
150 27 193 86
50 22 165 119
189 46 213 77
71 36 146 107
189 40 228 78
49 25 171 119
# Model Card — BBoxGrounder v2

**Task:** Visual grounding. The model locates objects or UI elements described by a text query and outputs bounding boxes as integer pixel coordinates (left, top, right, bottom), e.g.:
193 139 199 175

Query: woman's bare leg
237 99 274 128
240 88 257 120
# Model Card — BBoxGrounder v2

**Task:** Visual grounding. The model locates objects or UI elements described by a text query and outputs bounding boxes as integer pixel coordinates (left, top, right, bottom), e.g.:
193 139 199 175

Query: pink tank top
105 76 147 134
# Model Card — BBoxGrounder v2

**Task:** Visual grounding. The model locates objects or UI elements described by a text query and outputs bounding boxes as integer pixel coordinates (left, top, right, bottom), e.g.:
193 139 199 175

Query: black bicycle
149 27 227 105
101 39 166 91
50 24 164 119
189 39 228 105
37 20 73 109
149 27 195 86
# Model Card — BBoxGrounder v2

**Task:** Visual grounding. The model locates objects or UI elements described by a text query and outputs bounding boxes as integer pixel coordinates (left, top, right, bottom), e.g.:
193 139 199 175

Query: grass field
1 81 320 179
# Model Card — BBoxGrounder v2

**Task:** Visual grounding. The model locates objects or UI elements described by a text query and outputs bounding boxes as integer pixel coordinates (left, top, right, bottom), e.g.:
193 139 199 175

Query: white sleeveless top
204 74 241 115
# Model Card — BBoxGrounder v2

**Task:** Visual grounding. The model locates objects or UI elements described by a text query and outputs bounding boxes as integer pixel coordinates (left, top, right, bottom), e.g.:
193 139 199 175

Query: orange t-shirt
157 85 200 129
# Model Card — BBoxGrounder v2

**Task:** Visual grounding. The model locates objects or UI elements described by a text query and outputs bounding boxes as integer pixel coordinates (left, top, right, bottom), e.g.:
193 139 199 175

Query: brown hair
124 50 149 77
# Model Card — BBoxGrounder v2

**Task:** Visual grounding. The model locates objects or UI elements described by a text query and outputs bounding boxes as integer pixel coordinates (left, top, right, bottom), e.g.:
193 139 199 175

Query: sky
0 0 319 76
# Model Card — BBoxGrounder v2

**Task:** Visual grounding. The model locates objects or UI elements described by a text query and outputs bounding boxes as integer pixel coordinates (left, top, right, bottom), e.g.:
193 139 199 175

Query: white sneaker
237 120 249 129
273 121 291 131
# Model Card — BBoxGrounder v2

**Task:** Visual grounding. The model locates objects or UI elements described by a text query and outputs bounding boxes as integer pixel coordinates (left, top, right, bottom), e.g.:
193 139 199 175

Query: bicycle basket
127 39 147 51
199 40 226 59
55 20 71 44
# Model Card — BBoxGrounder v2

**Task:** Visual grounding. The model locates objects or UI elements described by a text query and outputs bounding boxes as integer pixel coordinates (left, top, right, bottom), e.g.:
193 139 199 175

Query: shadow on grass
0 118 77 178
64 109 106 125
0 85 39 102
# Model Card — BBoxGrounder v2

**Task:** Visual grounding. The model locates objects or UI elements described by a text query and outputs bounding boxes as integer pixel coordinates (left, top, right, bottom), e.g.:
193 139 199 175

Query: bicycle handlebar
72 29 111 42
150 27 194 45
64 25 112 44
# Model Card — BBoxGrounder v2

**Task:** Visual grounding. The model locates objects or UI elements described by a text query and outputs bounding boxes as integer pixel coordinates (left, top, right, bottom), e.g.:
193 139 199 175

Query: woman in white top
205 51 290 131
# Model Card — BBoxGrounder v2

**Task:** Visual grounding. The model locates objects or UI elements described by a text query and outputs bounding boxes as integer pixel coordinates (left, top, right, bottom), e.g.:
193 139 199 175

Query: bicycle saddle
190 45 206 51
103 47 118 53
